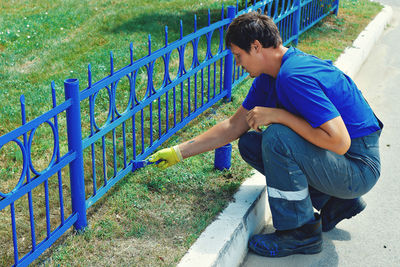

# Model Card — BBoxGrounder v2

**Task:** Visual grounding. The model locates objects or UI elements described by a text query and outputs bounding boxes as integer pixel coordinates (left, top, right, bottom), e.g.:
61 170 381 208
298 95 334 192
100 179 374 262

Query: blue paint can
214 143 232 170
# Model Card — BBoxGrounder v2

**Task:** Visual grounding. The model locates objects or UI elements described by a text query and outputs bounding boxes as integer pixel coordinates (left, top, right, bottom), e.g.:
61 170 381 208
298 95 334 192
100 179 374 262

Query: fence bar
122 122 127 168
11 203 19 265
213 62 216 98
44 180 51 236
201 69 204 106
223 6 236 102
150 102 153 145
102 136 107 185
194 73 198 111
188 77 191 115
132 113 136 159
334 0 340 15
173 86 177 127
207 63 210 102
51 83 66 225
141 109 145 152
157 97 161 138
293 0 301 45
64 78 87 230
20 95 37 251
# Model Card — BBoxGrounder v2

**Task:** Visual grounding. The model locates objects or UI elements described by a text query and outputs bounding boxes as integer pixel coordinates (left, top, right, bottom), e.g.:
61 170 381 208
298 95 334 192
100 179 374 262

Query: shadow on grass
108 8 226 38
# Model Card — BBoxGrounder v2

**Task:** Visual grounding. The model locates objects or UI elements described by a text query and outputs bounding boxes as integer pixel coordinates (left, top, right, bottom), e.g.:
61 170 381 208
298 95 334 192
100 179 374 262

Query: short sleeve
277 72 340 128
242 74 278 111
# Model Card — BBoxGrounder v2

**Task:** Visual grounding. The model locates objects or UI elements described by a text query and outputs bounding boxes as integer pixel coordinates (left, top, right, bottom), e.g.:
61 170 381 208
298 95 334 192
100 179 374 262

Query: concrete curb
178 5 392 267
178 172 269 267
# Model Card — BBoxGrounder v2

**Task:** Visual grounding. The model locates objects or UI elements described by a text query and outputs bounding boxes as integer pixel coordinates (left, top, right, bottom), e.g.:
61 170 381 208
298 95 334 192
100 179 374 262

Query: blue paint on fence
64 79 88 231
0 1 339 265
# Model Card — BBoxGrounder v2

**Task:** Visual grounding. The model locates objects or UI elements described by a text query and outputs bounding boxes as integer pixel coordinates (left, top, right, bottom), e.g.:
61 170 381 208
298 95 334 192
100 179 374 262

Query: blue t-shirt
242 47 381 139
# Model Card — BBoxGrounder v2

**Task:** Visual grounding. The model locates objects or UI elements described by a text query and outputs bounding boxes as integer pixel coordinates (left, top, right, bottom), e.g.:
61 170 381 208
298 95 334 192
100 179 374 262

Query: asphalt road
242 2 400 266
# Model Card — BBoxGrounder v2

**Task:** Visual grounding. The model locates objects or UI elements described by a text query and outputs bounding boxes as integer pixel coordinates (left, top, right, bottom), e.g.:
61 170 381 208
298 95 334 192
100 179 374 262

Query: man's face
230 43 261 78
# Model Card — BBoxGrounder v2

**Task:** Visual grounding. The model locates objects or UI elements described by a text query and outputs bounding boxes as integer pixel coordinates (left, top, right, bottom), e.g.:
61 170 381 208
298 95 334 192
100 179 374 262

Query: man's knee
261 124 306 161
262 124 291 149
238 131 257 159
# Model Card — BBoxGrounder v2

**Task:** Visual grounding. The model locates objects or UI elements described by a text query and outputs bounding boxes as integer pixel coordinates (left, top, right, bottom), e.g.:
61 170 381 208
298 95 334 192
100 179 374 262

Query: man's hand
246 107 281 132
148 145 183 169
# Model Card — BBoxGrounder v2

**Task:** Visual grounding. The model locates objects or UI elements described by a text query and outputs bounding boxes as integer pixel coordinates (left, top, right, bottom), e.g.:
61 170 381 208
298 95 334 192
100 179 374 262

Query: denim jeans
238 124 381 230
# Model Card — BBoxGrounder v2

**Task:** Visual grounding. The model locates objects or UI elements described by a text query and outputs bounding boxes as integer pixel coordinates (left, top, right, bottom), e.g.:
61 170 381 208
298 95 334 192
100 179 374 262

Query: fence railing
0 1 338 266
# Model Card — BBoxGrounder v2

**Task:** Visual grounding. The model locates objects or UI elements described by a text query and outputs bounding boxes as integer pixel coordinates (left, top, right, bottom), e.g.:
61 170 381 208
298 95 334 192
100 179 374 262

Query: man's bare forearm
179 106 250 159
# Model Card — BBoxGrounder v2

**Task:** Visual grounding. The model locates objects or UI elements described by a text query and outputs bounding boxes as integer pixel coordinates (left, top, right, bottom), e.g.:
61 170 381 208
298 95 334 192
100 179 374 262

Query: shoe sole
249 239 323 257
322 198 366 232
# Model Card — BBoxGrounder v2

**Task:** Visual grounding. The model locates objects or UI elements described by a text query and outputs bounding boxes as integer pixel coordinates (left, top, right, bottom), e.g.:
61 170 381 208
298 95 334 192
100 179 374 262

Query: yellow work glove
148 145 183 170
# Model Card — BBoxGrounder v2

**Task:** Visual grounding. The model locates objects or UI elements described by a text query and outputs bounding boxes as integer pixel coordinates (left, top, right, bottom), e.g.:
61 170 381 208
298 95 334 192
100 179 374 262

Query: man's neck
262 45 288 78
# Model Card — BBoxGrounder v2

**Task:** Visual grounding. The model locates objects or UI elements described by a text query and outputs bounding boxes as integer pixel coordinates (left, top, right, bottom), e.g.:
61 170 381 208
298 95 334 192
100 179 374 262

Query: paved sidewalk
243 2 400 266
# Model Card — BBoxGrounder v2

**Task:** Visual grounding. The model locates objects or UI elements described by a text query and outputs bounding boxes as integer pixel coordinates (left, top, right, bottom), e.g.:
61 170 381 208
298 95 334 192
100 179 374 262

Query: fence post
293 0 302 46
64 78 87 231
223 6 236 102
334 0 340 15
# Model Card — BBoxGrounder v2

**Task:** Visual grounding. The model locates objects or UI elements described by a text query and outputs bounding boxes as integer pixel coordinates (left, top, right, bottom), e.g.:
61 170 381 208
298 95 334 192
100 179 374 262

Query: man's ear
252 40 262 53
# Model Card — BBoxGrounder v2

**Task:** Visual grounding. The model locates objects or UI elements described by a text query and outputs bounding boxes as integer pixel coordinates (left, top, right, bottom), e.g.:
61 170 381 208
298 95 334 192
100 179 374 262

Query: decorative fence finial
88 64 92 88
51 81 57 106
20 95 26 125
148 34 152 55
130 43 134 64
110 51 114 75
180 20 183 39
165 26 168 47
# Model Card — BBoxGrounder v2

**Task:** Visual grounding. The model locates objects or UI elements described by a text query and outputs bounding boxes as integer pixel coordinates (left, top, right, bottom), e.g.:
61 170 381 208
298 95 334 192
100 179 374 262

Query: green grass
297 0 383 60
0 0 382 266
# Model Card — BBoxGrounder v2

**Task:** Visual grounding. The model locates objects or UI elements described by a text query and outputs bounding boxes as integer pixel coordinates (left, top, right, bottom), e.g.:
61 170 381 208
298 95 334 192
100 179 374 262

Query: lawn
0 0 383 266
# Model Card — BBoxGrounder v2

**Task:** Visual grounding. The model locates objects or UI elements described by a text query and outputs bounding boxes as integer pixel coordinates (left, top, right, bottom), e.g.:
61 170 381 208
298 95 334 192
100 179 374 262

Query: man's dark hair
225 12 282 53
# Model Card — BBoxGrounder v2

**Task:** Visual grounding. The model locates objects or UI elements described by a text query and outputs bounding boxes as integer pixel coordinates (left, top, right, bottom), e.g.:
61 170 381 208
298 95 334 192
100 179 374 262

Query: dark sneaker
321 197 366 232
248 213 322 257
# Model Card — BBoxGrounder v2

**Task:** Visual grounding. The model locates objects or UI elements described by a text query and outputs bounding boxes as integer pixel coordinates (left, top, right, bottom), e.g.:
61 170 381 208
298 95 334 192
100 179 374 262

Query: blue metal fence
0 1 338 266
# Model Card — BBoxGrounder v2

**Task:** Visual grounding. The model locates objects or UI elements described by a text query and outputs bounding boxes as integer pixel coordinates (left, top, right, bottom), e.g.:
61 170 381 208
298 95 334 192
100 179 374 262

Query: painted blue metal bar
44 180 51 237
20 95 37 251
64 79 87 230
223 6 236 102
122 122 127 169
11 203 19 265
334 0 339 15
51 83 66 226
140 109 144 153
102 136 107 185
132 113 136 160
